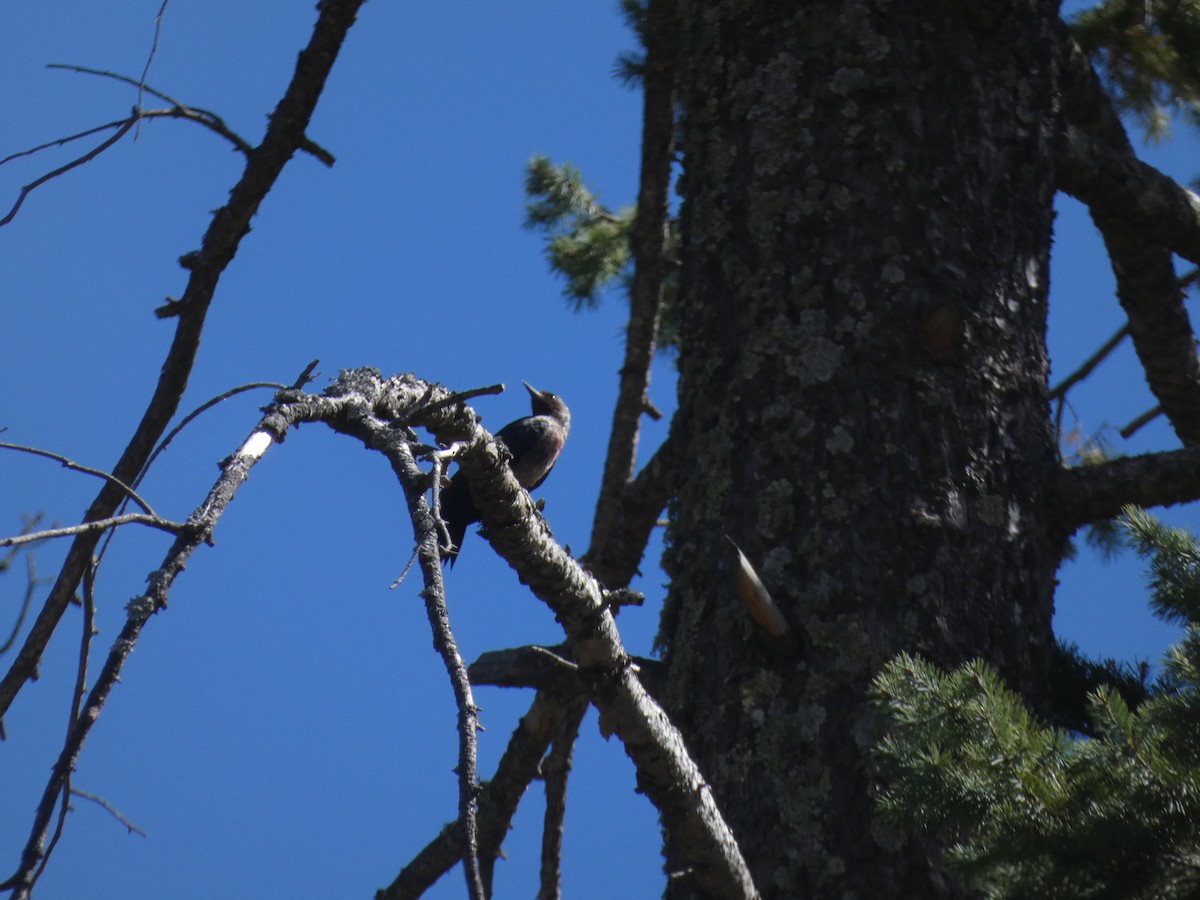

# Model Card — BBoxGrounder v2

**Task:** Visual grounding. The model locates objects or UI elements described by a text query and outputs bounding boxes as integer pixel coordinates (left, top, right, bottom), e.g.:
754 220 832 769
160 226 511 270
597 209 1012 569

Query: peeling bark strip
663 2 1060 896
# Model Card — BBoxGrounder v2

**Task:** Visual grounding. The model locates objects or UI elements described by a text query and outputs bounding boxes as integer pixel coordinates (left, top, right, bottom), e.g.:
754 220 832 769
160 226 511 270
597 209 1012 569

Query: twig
1048 323 1129 400
0 117 135 227
69 789 147 837
0 554 43 657
0 514 184 548
0 442 156 515
402 382 505 424
136 0 171 131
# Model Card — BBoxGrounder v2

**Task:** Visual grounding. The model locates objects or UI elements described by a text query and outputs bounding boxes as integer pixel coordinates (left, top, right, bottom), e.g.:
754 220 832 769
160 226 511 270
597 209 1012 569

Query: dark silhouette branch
1056 124 1200 267
0 0 365 721
587 0 678 583
378 685 588 900
538 713 579 900
1058 29 1200 447
1120 405 1163 439
385 439 487 900
1048 323 1129 402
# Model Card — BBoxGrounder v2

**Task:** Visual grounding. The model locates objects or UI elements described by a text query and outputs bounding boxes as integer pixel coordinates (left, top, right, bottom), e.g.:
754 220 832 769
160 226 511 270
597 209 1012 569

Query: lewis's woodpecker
440 381 571 566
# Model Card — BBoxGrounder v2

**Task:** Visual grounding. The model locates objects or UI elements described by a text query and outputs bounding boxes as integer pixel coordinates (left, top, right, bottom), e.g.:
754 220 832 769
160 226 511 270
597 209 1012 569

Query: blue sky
1 3 1197 898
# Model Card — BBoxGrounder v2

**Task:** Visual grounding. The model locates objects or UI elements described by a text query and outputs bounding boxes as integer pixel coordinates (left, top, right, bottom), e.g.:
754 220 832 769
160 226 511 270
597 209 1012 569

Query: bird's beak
522 381 543 400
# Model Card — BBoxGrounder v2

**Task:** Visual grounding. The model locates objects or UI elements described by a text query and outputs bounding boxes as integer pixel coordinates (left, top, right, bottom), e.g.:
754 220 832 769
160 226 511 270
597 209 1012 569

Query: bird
439 381 571 566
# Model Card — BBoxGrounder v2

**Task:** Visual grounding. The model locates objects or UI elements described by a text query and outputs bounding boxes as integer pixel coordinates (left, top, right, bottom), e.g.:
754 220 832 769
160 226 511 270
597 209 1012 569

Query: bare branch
3 396 291 896
387 440 487 900
379 686 588 900
0 441 157 515
1048 323 1129 401
587 427 677 589
136 0 171 128
0 546 45 657
0 116 135 227
69 789 147 837
0 0 365 720
1120 405 1163 439
0 514 184 548
538 713 579 900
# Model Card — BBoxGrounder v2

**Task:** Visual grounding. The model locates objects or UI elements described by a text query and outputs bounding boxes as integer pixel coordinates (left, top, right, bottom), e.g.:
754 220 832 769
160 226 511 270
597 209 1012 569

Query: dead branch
538 712 579 900
378 685 589 899
0 0 364 722
1 390 294 898
69 789 147 837
0 514 184 548
1048 323 1129 401
387 439 487 900
0 442 156 515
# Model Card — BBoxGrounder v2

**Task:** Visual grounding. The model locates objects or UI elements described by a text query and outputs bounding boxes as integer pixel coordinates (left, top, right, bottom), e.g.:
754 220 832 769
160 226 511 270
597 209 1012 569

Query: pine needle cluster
873 507 1200 898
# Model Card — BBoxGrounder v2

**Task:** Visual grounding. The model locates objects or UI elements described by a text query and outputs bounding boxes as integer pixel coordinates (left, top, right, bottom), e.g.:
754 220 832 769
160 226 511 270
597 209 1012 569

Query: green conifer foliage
873 508 1200 899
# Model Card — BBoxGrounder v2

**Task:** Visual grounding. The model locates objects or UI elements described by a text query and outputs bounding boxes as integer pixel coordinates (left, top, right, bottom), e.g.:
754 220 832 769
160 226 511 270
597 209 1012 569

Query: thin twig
0 554 42 656
0 118 138 166
69 789 147 837
136 0 171 133
0 116 135 227
0 515 184 548
0 442 156 515
1120 404 1163 439
1048 323 1129 400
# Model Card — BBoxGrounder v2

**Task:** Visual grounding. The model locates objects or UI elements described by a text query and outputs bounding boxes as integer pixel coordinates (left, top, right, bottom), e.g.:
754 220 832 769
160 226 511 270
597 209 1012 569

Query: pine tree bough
1058 29 1200 447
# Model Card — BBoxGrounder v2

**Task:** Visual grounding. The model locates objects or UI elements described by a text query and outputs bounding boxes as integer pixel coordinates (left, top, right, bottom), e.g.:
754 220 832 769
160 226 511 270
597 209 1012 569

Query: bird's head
523 381 571 432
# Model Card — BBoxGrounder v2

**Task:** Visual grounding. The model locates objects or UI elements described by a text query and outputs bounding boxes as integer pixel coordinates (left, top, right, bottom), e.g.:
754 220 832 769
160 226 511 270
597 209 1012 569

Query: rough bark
660 3 1060 896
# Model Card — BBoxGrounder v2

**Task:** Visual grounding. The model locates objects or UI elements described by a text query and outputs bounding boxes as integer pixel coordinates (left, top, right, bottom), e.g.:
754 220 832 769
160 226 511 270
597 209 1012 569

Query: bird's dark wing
496 416 564 490
438 474 479 567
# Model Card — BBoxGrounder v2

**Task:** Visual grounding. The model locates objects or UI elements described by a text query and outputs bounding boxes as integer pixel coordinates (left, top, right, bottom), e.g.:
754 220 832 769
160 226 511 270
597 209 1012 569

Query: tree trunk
660 2 1060 896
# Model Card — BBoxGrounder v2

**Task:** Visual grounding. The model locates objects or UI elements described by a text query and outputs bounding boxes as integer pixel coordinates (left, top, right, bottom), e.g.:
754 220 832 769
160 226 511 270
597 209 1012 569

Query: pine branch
1058 26 1200 447
1056 444 1200 530
1057 124 1200 266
